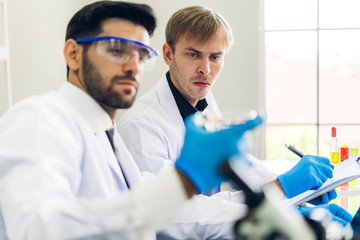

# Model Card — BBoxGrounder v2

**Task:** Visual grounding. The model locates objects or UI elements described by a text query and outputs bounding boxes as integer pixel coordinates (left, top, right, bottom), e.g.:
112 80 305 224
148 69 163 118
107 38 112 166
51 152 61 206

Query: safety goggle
76 36 159 71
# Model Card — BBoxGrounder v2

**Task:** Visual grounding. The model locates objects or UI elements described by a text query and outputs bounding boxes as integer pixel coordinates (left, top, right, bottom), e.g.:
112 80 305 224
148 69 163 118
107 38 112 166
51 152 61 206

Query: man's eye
210 55 222 62
187 53 200 58
138 48 150 61
108 48 126 57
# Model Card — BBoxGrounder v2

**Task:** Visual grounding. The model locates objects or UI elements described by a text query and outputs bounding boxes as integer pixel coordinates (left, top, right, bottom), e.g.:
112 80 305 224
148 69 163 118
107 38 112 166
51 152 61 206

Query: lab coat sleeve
246 154 278 185
158 194 246 240
0 98 188 239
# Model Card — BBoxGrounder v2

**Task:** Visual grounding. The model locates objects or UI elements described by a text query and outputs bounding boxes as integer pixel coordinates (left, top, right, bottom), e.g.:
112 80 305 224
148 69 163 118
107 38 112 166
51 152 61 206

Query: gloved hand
277 155 334 198
307 189 337 205
175 113 263 193
297 204 353 226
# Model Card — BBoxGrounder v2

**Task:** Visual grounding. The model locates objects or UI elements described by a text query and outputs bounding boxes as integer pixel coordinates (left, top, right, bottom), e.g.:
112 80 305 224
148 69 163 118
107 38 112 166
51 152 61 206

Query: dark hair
65 1 157 76
66 1 156 40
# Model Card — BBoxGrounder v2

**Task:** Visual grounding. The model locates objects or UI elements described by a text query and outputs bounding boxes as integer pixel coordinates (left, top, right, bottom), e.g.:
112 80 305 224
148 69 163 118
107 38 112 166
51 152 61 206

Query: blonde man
118 6 349 239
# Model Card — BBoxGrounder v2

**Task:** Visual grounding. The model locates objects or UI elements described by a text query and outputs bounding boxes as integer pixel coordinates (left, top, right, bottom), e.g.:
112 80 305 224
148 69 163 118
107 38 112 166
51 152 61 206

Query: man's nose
197 58 211 75
122 52 141 76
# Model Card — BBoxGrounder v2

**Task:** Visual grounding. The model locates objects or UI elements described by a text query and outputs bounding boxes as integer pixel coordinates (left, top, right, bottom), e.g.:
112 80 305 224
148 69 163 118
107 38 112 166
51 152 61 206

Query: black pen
285 143 304 158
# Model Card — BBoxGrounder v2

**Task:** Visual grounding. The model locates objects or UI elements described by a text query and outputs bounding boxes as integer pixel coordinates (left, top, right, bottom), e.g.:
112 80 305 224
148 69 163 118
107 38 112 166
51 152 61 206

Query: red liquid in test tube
340 144 349 191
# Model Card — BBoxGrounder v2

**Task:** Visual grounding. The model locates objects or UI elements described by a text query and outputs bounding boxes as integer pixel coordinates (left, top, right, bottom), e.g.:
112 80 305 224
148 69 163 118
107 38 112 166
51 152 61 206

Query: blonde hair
165 6 233 52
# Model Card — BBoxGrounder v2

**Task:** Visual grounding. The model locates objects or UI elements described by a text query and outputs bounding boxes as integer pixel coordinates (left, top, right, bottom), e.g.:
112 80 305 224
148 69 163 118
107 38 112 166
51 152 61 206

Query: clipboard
285 154 360 206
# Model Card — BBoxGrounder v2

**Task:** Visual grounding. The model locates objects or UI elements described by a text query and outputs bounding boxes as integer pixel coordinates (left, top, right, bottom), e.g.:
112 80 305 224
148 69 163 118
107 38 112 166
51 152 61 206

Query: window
264 0 360 160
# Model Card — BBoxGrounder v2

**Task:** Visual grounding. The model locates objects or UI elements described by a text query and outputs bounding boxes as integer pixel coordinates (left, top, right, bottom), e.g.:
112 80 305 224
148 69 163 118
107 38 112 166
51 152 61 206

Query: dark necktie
106 128 130 189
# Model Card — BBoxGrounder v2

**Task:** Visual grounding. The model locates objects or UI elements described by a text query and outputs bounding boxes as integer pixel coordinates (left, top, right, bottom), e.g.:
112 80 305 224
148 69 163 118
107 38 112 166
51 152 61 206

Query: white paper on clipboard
284 154 360 206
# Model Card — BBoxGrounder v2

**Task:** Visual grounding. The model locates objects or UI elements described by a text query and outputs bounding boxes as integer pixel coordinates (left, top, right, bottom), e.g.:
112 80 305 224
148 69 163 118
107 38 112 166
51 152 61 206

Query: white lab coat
0 82 190 240
119 73 222 174
118 73 276 239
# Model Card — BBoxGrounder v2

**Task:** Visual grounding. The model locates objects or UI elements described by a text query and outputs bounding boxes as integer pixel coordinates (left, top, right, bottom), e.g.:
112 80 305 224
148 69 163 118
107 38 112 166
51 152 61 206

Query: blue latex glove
298 204 353 226
277 155 334 198
307 189 337 205
175 113 263 193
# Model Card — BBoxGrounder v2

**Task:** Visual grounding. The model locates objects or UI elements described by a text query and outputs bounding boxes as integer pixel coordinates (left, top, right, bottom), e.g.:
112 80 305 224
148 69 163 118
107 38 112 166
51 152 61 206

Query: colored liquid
340 198 349 211
340 180 349 190
340 146 349 190
350 177 359 189
331 152 340 191
340 146 349 161
350 148 359 189
330 152 339 164
351 148 359 155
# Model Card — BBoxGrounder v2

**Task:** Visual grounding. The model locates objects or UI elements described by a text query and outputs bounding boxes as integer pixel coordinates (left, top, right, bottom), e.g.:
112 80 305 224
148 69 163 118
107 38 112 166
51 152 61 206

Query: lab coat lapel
156 74 185 143
99 127 130 190
112 130 143 187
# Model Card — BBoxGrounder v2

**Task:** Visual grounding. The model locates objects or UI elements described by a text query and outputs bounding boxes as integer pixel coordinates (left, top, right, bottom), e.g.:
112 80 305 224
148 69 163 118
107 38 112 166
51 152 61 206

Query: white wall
7 0 265 158
7 0 89 103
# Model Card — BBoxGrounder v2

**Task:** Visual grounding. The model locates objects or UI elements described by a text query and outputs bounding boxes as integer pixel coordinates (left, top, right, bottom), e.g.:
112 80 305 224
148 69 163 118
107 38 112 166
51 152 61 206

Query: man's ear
63 39 81 72
163 43 174 66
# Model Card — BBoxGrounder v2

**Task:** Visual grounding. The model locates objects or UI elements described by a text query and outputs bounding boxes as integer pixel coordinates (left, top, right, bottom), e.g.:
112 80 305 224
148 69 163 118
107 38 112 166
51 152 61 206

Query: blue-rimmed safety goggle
76 36 159 71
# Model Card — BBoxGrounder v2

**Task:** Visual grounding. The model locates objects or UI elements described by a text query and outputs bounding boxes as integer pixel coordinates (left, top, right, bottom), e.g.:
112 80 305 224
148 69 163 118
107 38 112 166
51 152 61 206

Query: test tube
340 142 349 191
339 141 349 210
339 139 349 210
351 141 359 156
350 141 359 190
340 197 349 212
330 127 340 203
330 127 339 165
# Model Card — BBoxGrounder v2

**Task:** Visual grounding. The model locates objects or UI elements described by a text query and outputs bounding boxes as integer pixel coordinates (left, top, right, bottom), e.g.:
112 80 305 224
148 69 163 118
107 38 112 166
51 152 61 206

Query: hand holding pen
282 143 338 205
277 144 334 199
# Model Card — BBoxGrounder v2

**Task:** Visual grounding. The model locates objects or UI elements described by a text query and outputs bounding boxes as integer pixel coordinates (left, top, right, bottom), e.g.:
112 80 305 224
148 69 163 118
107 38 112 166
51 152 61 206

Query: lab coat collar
58 82 114 132
157 73 185 131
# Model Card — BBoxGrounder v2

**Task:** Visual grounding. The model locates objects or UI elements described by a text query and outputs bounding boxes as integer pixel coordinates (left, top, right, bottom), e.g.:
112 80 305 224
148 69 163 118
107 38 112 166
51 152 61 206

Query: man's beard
82 54 137 109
